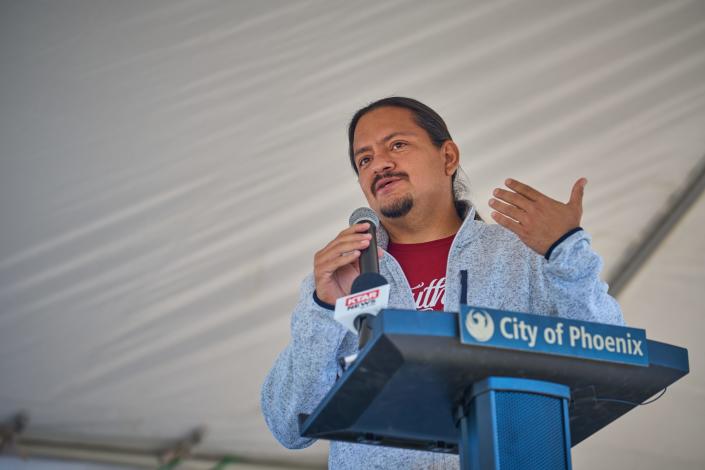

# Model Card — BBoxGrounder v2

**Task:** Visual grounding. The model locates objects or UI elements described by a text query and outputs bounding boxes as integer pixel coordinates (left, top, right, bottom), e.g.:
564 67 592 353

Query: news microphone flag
334 284 390 334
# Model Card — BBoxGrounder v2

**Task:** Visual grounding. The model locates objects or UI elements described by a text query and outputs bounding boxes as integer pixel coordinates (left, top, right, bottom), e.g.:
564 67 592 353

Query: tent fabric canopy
1 1 704 468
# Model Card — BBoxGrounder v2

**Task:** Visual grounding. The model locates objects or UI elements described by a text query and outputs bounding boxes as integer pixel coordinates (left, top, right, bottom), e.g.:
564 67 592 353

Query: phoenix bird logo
465 309 495 342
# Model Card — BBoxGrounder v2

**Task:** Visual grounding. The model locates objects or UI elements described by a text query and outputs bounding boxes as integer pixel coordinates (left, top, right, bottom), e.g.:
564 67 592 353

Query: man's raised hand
489 178 587 256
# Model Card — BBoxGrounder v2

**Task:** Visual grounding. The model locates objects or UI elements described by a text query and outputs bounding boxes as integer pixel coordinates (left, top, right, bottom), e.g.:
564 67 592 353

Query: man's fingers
569 177 587 209
505 178 542 202
325 234 371 256
492 188 531 211
489 199 527 224
316 248 361 274
331 232 372 247
323 230 371 250
334 222 371 239
318 238 370 265
323 223 372 251
352 222 371 231
491 211 523 235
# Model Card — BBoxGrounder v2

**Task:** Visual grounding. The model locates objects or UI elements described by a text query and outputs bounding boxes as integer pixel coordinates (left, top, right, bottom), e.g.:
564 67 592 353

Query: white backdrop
1 1 704 468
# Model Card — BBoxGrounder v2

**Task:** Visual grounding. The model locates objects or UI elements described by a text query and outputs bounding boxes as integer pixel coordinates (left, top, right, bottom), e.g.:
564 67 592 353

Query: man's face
352 106 455 219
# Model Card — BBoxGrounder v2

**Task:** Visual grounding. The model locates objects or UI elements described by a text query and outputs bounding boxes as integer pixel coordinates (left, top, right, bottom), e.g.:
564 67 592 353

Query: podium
299 307 689 469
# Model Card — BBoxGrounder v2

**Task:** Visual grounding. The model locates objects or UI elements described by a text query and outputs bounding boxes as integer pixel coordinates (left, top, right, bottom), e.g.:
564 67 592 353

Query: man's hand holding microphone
313 208 385 305
313 208 389 355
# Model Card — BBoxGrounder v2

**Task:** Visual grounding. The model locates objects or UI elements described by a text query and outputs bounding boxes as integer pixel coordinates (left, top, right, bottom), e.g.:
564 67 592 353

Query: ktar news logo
345 289 380 309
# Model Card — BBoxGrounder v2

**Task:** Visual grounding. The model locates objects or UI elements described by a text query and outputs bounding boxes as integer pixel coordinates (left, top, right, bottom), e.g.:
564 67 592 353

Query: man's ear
442 140 460 176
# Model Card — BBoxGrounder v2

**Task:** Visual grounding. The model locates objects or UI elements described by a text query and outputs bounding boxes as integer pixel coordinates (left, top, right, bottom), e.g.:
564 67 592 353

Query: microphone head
349 207 379 227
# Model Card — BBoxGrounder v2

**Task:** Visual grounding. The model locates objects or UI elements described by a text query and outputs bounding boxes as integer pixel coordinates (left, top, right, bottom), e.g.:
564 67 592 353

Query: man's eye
392 141 407 150
358 157 371 168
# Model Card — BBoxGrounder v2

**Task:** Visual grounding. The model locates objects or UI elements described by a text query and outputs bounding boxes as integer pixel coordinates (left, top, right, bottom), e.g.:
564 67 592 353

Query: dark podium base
458 377 571 470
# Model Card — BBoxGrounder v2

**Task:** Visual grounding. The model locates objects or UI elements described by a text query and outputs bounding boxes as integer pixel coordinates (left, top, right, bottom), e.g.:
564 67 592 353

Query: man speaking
261 97 624 469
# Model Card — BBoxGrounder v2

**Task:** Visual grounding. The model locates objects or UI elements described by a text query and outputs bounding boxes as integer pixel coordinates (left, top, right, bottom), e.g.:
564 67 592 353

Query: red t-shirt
387 235 454 311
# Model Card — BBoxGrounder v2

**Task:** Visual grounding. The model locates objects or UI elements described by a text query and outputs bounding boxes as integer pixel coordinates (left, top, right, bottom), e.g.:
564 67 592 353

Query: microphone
348 207 386 294
334 208 390 348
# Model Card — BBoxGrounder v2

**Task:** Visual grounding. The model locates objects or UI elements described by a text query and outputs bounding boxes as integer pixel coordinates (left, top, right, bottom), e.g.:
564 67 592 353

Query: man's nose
371 151 394 174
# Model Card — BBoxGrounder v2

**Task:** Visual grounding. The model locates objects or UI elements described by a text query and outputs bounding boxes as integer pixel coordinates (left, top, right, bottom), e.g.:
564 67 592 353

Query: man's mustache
371 172 409 196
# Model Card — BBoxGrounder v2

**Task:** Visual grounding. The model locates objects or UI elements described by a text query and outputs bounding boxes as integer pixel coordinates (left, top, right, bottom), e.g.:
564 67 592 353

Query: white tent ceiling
1 0 703 468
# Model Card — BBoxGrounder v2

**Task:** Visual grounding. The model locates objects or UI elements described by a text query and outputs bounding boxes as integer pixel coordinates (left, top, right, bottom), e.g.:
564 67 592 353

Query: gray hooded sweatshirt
261 205 624 469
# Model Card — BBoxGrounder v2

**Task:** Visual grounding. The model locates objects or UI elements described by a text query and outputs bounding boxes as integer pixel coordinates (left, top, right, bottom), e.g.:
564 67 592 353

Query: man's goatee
381 196 413 218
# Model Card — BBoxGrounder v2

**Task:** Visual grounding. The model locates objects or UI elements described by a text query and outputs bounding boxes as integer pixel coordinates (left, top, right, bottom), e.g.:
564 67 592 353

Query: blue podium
299 307 689 469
